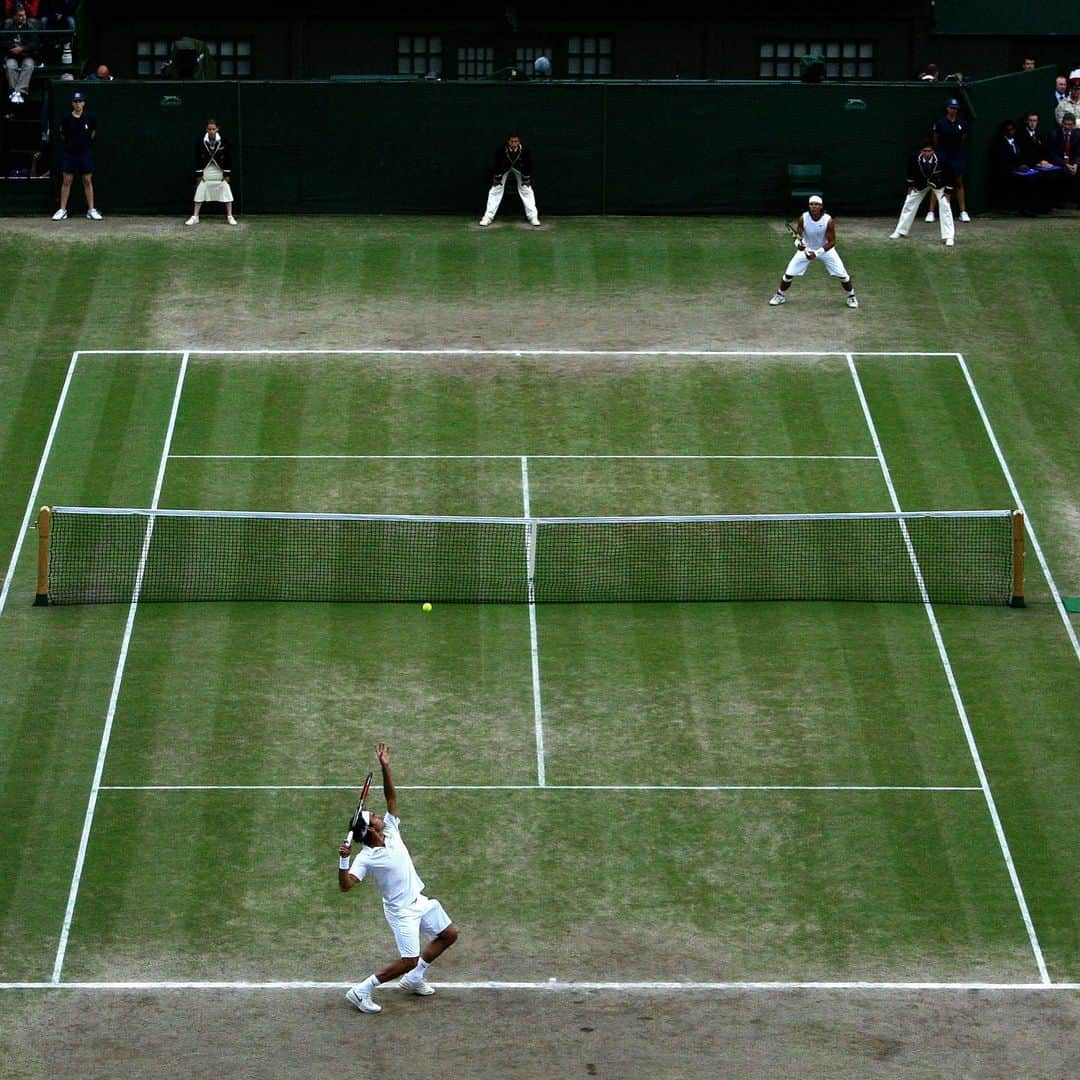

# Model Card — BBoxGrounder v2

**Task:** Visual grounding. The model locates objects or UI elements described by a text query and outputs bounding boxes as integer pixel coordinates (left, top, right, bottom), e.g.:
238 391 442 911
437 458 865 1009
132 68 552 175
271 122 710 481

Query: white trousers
894 185 955 241
783 246 849 280
483 168 539 223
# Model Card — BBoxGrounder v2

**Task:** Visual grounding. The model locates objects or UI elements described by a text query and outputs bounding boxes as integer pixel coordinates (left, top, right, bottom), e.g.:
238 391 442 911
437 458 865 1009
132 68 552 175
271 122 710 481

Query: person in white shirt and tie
769 195 858 308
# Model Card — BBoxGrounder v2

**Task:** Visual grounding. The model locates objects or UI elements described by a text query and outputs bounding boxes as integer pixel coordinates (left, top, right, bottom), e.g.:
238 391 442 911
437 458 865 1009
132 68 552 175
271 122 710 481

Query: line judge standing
479 131 540 226
888 144 956 246
186 117 237 226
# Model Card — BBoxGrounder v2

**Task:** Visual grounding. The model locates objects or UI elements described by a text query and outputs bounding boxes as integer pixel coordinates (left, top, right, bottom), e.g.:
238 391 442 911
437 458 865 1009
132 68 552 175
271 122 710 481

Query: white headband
808 196 823 204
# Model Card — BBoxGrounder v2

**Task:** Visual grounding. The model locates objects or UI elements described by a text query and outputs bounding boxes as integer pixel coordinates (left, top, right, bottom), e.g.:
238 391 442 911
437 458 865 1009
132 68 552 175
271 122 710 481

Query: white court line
51 352 190 986
847 354 1050 986
98 784 982 793
74 348 962 358
0 980 1076 992
956 354 1080 665
520 456 546 786
168 453 879 461
0 352 79 618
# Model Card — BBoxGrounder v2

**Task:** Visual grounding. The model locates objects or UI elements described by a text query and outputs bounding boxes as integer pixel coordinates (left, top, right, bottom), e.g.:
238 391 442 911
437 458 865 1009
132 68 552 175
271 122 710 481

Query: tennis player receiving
339 742 459 1013
769 195 858 308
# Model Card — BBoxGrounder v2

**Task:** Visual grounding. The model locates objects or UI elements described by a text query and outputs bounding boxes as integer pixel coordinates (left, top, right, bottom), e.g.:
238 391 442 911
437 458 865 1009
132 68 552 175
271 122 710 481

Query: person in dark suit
1016 111 1062 211
1019 112 1052 168
1047 113 1080 202
992 119 1045 215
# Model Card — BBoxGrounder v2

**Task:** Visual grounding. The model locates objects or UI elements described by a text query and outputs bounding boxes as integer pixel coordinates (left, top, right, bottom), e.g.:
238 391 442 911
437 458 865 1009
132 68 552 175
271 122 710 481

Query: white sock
415 958 429 975
359 974 379 994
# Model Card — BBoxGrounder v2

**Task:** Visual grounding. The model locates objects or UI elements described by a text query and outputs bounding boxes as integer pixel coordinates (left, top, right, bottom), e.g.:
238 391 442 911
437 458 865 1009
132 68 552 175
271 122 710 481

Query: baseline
1 980 1077 992
97 783 982 793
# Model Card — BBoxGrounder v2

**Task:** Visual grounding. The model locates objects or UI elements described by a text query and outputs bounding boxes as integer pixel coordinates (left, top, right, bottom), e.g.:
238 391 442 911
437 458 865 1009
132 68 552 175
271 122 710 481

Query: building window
397 35 442 77
136 38 254 77
136 39 172 77
205 40 254 78
567 36 612 76
759 41 873 79
457 46 495 79
516 46 553 71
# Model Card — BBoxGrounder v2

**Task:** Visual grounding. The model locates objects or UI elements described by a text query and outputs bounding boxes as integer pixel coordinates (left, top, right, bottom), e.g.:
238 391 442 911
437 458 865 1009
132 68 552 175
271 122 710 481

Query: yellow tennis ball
422 602 432 612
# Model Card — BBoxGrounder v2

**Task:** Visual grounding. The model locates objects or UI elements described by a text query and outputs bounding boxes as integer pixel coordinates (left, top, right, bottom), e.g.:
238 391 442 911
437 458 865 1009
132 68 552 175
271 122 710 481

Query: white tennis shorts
384 895 452 958
784 247 849 279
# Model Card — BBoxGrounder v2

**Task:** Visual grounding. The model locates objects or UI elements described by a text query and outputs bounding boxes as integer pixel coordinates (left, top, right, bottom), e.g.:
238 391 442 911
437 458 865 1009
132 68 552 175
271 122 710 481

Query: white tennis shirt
348 813 426 911
801 211 831 251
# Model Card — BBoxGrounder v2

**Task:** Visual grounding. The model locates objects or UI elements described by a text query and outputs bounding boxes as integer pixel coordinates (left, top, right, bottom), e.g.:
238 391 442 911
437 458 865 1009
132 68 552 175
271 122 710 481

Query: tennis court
0 213 1076 1075
2 345 1075 993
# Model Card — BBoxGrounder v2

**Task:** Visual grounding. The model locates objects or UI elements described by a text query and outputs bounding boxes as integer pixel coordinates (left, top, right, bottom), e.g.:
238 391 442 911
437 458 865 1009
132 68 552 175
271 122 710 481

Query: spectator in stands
926 97 971 223
1055 77 1080 126
1022 57 1036 72
52 90 102 220
991 119 1045 215
1054 75 1068 107
87 64 112 80
918 62 941 82
2 2 39 104
1019 111 1052 168
186 118 237 226
38 1 75 64
1048 113 1080 202
4 0 38 14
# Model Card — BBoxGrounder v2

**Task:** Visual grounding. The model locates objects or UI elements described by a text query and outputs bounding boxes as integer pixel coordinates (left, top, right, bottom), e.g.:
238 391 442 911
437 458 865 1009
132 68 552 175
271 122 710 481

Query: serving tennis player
338 742 459 1014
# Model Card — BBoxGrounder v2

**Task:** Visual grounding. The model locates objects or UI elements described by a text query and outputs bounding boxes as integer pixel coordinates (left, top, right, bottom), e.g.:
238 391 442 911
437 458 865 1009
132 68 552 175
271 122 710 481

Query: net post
34 506 51 606
1010 510 1026 608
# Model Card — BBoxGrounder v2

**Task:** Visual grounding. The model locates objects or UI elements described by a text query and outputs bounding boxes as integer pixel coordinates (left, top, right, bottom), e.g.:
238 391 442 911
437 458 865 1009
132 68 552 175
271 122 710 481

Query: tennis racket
785 222 804 247
344 771 373 846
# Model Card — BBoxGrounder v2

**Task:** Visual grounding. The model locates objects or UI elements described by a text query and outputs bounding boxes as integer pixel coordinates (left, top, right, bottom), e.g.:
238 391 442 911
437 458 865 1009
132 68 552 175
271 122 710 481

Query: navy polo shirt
60 111 96 154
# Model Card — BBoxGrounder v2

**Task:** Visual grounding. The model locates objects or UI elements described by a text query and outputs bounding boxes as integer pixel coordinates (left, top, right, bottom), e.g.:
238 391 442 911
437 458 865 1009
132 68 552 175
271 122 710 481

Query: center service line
520 456 546 787
846 354 1050 986
51 352 190 985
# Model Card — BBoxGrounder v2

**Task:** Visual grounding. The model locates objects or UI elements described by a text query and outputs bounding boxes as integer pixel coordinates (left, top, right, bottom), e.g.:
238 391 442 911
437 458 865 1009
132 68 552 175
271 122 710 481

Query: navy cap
946 98 960 108
72 91 85 102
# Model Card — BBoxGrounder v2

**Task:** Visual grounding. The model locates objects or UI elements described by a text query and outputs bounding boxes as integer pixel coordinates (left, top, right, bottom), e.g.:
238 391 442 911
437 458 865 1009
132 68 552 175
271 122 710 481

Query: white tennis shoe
888 230 903 239
52 208 68 220
959 211 971 222
846 294 859 308
925 211 935 223
768 292 786 306
944 238 955 247
185 216 199 226
227 215 238 226
399 975 435 996
345 988 381 1013
86 208 103 220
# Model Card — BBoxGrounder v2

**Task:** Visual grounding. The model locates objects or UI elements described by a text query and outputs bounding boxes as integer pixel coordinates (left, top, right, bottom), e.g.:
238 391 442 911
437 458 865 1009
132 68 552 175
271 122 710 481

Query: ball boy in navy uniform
925 97 970 224
52 91 102 221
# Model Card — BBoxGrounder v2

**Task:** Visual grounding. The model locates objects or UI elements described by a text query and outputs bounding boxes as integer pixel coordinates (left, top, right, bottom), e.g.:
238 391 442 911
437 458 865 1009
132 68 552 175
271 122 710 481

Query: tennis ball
422 602 432 612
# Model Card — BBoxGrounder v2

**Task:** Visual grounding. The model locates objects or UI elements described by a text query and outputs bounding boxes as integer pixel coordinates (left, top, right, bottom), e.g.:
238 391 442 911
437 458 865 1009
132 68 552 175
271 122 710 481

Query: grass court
0 215 1076 1076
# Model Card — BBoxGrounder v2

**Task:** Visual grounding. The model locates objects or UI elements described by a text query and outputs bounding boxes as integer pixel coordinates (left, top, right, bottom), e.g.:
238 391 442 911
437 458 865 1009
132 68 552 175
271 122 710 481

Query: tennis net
36 506 1025 606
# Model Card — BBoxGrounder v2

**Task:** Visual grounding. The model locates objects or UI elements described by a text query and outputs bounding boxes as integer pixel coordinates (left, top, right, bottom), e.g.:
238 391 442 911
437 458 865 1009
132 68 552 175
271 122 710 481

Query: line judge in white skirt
186 119 237 226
